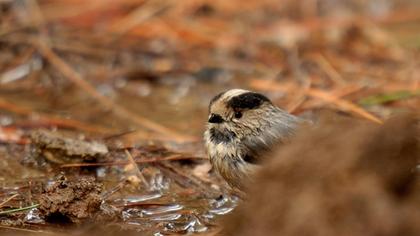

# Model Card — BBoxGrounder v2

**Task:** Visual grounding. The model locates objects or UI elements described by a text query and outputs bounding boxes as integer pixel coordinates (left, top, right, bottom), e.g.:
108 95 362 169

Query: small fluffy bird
204 89 304 190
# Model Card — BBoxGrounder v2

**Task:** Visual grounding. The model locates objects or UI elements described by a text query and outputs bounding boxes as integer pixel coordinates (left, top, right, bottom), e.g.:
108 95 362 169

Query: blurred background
0 0 419 234
1 0 419 143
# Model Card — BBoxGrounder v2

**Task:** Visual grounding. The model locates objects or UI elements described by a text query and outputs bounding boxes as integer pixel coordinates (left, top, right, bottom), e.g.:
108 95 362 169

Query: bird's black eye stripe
208 114 224 123
227 92 271 110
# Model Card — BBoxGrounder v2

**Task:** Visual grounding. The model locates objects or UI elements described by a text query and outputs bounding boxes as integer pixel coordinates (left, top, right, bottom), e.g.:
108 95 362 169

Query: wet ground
0 136 238 235
0 0 420 235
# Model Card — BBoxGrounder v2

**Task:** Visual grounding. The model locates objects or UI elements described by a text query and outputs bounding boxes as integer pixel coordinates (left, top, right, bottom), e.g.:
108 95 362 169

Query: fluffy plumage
204 89 303 190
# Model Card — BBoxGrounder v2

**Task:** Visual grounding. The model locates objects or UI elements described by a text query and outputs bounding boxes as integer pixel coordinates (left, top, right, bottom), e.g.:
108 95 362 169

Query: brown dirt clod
38 174 103 224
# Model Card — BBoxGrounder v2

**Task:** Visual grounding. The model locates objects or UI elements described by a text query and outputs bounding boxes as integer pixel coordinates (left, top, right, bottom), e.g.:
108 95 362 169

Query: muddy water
0 71 244 135
0 72 246 234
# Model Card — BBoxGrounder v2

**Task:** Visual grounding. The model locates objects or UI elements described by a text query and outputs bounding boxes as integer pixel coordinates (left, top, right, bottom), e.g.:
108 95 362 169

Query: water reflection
120 193 237 234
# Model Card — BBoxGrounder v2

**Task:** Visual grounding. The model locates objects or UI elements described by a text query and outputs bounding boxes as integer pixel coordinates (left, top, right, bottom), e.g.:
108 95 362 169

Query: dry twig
0 194 19 208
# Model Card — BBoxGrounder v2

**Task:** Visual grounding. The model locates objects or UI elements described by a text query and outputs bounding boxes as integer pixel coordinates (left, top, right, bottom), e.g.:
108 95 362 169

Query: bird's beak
208 113 224 123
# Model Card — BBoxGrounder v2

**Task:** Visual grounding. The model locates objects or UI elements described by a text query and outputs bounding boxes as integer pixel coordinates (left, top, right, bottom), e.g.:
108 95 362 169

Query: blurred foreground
223 113 420 236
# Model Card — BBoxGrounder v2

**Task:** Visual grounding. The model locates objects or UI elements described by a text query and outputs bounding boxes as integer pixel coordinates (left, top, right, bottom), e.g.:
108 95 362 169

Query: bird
204 89 304 190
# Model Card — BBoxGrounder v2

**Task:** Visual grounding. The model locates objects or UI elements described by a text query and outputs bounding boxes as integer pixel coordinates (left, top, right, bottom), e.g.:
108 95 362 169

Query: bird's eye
234 111 242 119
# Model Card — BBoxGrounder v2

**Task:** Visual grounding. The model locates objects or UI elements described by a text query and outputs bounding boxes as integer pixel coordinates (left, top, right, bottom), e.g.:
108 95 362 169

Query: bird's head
207 89 275 141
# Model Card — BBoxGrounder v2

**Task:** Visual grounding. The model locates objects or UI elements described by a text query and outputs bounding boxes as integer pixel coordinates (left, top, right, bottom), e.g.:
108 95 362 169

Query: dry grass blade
0 194 19 208
125 149 149 188
251 79 383 124
0 203 39 215
40 0 116 22
307 88 383 124
35 40 196 142
311 53 346 85
302 84 366 109
0 97 32 114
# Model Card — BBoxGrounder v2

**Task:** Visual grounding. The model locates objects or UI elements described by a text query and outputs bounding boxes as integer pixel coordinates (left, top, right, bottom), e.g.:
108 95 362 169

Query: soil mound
222 113 420 236
39 174 103 224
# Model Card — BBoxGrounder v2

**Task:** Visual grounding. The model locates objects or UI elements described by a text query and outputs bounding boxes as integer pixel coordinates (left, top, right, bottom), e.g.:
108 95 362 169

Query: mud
222 113 420 236
27 129 108 165
38 174 104 224
22 129 109 169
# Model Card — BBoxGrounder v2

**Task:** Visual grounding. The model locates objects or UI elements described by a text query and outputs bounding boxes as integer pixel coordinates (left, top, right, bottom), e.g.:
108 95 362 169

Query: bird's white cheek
207 142 237 163
214 143 236 157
